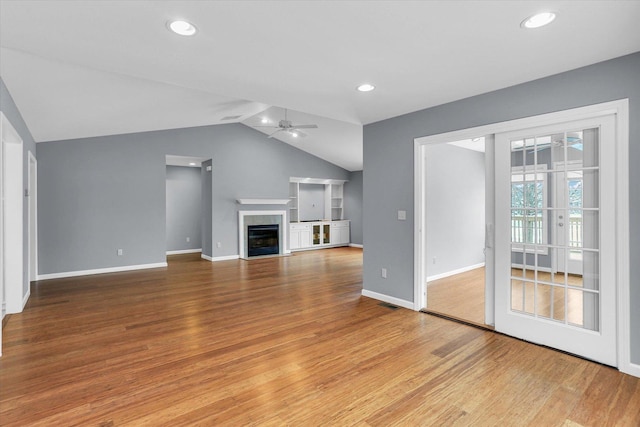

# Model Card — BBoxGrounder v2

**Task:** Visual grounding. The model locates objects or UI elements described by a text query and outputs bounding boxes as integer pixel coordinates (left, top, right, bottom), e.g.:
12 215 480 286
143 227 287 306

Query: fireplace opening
247 224 280 257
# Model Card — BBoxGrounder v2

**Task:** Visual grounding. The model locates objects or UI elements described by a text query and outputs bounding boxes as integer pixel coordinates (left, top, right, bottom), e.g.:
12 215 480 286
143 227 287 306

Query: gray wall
362 52 640 363
37 123 349 274
345 170 363 245
426 144 485 278
166 166 202 252
0 78 36 301
299 183 325 221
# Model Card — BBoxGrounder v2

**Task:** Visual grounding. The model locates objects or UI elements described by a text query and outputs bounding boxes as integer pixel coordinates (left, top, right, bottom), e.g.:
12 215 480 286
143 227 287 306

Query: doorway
424 137 489 327
414 100 631 373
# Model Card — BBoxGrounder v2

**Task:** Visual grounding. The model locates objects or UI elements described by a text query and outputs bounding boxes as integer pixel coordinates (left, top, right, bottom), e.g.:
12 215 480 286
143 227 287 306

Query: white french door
495 115 617 366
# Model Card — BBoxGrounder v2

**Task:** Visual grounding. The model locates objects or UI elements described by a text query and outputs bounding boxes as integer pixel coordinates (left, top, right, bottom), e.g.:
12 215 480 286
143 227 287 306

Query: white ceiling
1 1 639 171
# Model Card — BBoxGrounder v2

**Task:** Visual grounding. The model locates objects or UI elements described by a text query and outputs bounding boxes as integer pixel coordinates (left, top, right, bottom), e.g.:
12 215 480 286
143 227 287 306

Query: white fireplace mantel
236 199 290 205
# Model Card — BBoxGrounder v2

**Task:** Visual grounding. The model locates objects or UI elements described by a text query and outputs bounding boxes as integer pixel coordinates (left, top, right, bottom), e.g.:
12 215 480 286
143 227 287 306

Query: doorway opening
424 137 489 328
165 155 211 258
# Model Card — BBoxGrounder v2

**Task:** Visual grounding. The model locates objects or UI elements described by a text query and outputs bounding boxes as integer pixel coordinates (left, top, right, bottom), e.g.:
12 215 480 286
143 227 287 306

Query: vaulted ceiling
1 1 639 171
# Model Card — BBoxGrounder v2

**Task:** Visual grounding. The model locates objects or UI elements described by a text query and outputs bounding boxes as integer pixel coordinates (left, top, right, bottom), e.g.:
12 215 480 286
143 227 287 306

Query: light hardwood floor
426 268 487 327
1 248 639 425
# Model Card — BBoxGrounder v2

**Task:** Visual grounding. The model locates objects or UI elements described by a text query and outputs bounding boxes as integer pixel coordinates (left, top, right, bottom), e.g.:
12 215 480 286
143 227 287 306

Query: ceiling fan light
357 83 375 92
521 12 556 29
168 20 197 36
291 132 299 138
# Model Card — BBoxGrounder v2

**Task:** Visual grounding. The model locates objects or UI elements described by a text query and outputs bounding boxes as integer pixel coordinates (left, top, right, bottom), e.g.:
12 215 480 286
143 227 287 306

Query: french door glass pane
509 128 600 331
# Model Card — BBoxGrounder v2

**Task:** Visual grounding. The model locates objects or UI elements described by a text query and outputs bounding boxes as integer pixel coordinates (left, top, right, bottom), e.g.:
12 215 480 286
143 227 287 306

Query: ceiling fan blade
253 125 279 128
267 129 283 138
292 124 318 129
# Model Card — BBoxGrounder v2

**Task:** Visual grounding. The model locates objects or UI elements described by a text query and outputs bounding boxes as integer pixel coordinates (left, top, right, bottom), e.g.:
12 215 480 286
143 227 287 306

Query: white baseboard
349 243 363 248
621 362 640 378
361 289 414 310
166 248 202 255
22 287 30 310
427 262 485 282
202 254 240 262
37 262 168 281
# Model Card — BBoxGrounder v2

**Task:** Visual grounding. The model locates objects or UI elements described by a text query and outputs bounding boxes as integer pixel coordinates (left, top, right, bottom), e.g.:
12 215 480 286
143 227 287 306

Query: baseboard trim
427 262 485 282
361 289 414 310
36 262 168 281
202 254 240 262
349 243 363 248
22 287 30 310
621 362 640 378
166 249 202 255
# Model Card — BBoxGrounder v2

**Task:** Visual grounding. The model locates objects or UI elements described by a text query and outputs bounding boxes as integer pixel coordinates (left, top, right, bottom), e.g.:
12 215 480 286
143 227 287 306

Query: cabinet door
299 229 311 248
290 230 301 250
312 224 321 246
323 224 331 244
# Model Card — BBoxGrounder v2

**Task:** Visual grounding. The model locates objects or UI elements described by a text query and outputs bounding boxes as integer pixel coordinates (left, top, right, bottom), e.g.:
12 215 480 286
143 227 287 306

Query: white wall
426 143 485 279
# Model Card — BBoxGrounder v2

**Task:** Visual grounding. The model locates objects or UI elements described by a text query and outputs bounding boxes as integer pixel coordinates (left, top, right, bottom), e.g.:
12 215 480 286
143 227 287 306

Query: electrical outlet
433 257 437 264
216 242 222 248
117 249 123 256
381 268 387 279
398 210 406 220
186 237 190 242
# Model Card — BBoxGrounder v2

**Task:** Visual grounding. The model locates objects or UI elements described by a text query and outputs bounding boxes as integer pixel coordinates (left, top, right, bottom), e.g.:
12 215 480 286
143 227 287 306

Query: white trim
27 151 37 284
1 112 24 315
201 253 213 261
22 287 30 310
614 100 632 376
349 243 363 248
413 99 633 377
361 289 414 310
290 177 347 185
166 248 202 255
36 262 168 280
623 363 640 378
208 254 240 262
426 262 485 282
236 199 290 205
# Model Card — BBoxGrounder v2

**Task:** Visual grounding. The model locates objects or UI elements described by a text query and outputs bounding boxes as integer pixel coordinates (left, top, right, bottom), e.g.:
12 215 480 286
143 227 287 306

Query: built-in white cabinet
289 177 346 222
290 223 312 250
289 220 350 251
330 220 350 245
288 177 349 251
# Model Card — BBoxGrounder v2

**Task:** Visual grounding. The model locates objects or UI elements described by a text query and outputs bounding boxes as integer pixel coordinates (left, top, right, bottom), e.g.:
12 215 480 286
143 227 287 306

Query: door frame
1 112 24 318
414 99 634 376
28 151 37 284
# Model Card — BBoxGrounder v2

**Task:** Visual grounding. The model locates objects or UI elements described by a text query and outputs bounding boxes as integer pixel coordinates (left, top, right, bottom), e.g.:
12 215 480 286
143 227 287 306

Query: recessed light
521 12 556 29
189 162 197 166
291 132 299 138
168 20 197 36
261 117 269 124
357 83 375 92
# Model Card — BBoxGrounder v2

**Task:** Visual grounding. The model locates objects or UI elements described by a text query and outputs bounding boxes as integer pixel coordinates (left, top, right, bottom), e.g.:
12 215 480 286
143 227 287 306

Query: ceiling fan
254 109 318 138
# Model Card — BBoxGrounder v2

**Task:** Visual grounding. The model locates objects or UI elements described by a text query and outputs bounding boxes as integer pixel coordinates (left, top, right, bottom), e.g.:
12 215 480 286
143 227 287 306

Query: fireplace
238 210 288 259
247 224 280 257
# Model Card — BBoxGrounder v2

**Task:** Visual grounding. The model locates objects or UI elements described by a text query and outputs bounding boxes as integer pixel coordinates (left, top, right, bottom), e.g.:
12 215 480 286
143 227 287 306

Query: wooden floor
2 248 639 426
426 268 486 327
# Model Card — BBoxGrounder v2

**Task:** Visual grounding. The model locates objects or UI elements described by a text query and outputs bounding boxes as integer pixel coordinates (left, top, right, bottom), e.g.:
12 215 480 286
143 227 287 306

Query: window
511 166 547 251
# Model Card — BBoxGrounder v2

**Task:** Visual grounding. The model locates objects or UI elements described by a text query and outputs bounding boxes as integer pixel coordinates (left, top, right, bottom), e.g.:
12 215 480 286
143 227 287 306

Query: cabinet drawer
290 223 311 231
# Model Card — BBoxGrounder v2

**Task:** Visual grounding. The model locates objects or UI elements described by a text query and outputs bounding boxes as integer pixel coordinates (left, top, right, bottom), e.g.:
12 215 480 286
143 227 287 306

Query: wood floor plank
1 248 638 426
